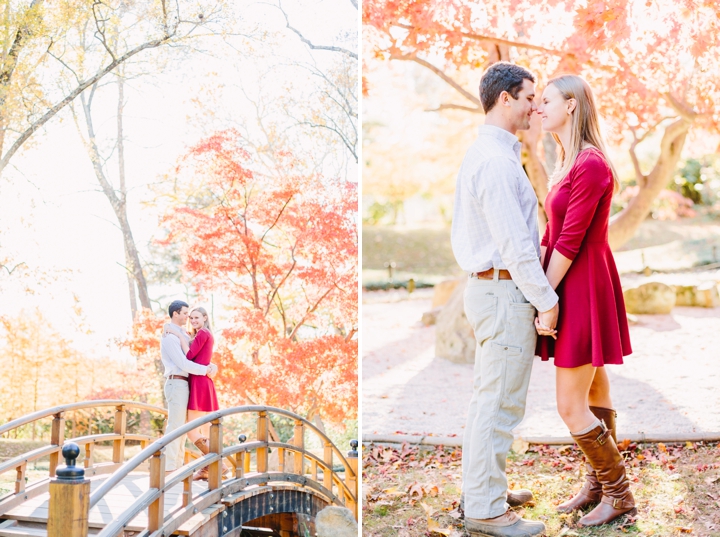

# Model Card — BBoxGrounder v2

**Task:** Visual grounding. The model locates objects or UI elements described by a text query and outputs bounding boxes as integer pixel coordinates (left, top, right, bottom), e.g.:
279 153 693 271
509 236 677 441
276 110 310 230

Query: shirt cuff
532 289 559 313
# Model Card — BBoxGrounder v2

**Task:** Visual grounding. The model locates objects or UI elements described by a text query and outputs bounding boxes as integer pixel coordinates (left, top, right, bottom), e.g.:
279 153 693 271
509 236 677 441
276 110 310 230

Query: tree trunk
117 78 139 318
518 113 549 228
77 82 151 318
608 118 691 249
0 0 44 158
522 117 691 250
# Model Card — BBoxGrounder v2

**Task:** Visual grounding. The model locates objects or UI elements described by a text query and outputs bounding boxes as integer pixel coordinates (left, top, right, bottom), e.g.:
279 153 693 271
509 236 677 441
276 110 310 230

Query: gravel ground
362 284 720 440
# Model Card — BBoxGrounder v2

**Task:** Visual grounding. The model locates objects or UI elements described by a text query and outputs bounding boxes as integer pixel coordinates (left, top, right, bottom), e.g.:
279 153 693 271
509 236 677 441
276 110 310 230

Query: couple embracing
160 300 226 480
452 62 634 536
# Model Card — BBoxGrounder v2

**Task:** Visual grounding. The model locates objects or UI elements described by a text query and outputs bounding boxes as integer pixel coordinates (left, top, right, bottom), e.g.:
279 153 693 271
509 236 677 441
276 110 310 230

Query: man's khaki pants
462 273 537 519
164 378 189 471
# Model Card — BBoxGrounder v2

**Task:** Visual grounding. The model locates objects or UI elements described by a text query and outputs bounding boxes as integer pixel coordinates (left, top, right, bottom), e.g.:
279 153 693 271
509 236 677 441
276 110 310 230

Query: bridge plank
173 504 225 536
1 473 208 532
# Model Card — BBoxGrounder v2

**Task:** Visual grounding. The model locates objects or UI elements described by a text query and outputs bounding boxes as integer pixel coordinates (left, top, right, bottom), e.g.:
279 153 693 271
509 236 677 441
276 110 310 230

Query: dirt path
362 287 720 439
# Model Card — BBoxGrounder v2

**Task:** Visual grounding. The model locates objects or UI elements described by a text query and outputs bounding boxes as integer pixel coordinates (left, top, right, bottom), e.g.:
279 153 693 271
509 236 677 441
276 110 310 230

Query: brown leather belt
471 268 512 280
167 375 188 381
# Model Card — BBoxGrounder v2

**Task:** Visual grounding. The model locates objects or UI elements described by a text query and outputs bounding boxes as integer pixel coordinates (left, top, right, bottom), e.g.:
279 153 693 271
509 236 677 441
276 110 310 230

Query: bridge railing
85 405 358 537
9 403 357 537
0 400 167 513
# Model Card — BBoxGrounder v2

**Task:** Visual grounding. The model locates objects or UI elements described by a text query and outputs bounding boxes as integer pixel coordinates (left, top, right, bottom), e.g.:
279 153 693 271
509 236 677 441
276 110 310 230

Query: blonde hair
188 306 212 337
547 75 620 194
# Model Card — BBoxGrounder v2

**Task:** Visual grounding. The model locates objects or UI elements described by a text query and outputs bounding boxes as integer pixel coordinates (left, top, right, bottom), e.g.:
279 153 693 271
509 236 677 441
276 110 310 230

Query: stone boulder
316 506 357 537
674 282 720 308
623 282 676 314
435 279 475 364
431 278 462 309
421 308 442 326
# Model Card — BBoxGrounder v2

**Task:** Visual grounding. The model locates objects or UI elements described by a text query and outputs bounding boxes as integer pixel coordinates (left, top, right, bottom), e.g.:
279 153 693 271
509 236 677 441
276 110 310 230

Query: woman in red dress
535 75 635 526
166 306 224 480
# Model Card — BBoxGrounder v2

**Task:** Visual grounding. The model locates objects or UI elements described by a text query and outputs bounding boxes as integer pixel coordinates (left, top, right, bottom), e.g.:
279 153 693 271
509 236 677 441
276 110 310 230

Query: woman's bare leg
556 363 598 433
186 409 209 443
587 366 613 409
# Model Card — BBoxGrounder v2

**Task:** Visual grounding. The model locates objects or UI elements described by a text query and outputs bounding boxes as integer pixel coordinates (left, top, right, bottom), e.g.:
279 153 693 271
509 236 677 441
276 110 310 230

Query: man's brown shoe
465 510 545 537
460 489 534 516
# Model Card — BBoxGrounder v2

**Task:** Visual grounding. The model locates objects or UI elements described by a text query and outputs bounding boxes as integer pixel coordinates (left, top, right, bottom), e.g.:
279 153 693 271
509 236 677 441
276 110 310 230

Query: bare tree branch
428 103 483 113
277 1 357 59
92 1 117 61
0 32 174 174
391 53 481 107
663 92 698 121
393 23 569 56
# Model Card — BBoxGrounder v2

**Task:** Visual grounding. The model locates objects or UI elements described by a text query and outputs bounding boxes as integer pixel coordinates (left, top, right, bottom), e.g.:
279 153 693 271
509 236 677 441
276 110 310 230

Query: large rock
623 282 676 314
431 278 462 309
674 283 720 308
421 308 442 326
435 279 475 364
316 506 357 537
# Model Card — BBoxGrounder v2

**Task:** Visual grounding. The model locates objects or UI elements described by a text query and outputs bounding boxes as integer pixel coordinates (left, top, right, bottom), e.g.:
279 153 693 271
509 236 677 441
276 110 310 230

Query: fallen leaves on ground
363 441 720 536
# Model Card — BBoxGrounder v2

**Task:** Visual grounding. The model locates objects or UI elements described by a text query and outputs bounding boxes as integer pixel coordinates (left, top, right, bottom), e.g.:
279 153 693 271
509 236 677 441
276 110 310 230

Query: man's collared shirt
451 124 558 312
161 328 208 377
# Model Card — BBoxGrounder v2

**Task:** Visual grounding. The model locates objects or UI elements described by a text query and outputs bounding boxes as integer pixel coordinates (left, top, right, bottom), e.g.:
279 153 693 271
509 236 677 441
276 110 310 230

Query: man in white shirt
451 62 559 537
161 300 218 473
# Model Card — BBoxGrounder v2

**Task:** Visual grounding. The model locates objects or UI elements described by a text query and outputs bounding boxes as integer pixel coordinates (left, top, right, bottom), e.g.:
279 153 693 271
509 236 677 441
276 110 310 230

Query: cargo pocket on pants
491 342 532 428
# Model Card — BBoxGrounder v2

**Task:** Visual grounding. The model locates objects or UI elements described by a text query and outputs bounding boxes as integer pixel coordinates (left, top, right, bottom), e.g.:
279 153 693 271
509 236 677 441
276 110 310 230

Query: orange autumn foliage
155 130 358 425
113 308 166 406
0 309 122 433
364 0 720 139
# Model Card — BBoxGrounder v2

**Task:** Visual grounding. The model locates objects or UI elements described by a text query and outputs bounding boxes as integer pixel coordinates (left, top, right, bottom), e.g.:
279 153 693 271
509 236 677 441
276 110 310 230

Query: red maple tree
156 130 358 425
364 0 720 247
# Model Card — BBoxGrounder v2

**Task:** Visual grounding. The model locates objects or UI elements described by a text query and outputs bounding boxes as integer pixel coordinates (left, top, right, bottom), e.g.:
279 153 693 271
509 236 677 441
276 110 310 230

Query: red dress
536 148 632 368
186 328 220 411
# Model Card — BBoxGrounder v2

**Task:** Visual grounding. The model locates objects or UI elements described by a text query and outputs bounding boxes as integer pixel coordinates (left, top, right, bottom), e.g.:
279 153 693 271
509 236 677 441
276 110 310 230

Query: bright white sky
0 0 357 358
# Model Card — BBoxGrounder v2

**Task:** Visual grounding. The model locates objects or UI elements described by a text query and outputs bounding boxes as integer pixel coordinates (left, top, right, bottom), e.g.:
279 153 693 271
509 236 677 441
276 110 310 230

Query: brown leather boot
573 422 636 527
192 437 229 481
556 407 617 514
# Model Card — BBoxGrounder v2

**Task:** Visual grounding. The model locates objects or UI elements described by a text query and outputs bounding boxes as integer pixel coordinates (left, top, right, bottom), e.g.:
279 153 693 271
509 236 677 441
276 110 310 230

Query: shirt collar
477 124 522 157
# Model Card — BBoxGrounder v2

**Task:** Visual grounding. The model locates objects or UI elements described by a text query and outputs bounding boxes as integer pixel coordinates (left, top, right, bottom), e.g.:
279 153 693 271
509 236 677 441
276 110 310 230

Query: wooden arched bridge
0 401 358 536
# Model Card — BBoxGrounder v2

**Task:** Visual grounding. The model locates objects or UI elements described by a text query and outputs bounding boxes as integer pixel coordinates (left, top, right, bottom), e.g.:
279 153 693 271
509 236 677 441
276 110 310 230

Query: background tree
156 130 358 426
0 308 120 435
276 0 358 169
363 0 720 248
0 0 231 177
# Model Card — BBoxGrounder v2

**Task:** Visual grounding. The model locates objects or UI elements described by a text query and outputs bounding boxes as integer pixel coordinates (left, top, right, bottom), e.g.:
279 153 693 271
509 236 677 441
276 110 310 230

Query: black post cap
348 439 358 458
56 442 85 481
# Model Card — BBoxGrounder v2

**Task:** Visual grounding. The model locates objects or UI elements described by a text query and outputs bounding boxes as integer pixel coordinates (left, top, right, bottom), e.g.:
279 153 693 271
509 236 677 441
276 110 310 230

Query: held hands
207 363 218 378
536 302 559 339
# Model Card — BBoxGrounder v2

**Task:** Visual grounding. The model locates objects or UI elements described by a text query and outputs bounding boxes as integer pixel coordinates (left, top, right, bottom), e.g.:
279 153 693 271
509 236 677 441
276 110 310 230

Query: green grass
362 225 461 286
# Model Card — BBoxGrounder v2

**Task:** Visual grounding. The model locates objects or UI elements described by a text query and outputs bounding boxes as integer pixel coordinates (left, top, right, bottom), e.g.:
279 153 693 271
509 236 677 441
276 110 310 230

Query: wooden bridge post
346 440 359 520
14 463 26 494
113 404 127 464
47 443 90 537
235 434 247 479
323 441 333 494
84 443 95 469
147 450 166 531
293 420 304 475
257 411 269 476
48 412 65 477
208 418 223 490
